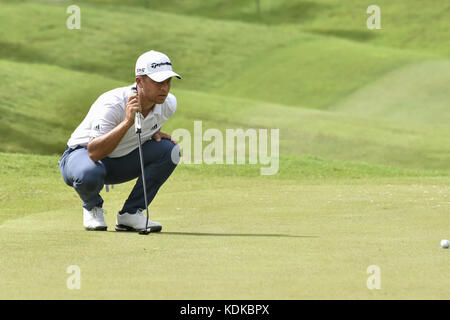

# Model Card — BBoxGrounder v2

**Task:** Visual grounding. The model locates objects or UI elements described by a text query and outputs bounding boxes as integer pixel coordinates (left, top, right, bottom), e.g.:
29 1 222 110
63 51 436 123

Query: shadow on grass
305 29 378 42
0 121 63 155
158 232 316 238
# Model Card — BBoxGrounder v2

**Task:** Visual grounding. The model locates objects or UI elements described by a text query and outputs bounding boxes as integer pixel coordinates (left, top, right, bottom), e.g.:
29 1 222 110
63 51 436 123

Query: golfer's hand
152 130 178 144
125 95 141 125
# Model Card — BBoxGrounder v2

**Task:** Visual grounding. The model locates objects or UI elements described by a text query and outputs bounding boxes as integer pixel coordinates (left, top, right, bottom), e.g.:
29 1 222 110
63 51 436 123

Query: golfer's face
141 76 171 105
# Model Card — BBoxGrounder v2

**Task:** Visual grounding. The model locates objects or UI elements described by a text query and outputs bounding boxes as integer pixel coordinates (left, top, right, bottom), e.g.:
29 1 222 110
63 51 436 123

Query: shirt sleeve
89 102 123 138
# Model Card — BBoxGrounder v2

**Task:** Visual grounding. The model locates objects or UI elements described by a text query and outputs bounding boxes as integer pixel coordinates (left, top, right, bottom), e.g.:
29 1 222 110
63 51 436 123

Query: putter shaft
136 118 150 232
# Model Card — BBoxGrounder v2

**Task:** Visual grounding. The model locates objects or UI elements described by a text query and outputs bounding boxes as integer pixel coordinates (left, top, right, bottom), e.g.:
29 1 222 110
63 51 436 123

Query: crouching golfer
59 50 181 232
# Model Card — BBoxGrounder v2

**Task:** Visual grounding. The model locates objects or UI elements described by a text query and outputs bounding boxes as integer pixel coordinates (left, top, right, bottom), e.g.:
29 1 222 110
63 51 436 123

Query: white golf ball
441 239 450 249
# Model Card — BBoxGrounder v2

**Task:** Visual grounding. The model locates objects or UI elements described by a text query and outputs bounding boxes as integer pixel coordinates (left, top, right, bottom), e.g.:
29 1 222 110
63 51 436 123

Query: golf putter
132 86 151 235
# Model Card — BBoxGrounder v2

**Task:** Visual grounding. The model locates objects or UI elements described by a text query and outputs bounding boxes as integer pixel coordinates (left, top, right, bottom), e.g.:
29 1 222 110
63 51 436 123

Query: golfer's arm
87 120 133 162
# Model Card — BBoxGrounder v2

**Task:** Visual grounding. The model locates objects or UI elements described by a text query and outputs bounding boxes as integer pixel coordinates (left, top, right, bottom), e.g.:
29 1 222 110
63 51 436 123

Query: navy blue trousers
59 139 179 213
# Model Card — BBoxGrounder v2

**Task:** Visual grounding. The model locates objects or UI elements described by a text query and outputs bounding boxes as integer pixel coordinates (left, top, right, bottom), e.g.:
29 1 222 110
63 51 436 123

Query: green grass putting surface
0 153 449 299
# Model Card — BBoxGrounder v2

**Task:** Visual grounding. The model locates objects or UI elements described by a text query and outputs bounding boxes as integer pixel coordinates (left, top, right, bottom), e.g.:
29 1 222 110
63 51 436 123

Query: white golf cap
135 50 182 82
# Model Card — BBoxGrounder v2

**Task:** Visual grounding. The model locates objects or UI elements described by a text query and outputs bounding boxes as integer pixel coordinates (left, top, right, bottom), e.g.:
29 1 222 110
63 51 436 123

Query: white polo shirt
67 83 177 158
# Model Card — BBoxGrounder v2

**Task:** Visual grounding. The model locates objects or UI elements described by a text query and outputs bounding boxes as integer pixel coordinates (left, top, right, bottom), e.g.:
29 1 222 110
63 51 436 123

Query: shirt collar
152 103 162 116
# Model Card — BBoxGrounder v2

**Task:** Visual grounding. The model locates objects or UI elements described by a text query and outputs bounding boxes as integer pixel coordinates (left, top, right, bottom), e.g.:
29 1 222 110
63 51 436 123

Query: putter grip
135 112 142 133
131 87 142 134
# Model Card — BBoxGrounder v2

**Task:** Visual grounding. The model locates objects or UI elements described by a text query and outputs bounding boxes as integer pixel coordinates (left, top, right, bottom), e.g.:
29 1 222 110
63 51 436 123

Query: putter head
138 228 151 235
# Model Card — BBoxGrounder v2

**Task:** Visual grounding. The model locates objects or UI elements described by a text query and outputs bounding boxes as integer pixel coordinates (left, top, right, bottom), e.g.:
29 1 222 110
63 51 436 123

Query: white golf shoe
83 207 107 231
115 209 162 232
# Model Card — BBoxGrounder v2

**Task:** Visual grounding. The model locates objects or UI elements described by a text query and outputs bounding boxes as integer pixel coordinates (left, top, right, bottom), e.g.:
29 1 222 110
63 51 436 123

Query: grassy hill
0 1 446 109
0 1 448 170
0 59 123 154
75 0 450 56
332 60 450 125
1 59 449 171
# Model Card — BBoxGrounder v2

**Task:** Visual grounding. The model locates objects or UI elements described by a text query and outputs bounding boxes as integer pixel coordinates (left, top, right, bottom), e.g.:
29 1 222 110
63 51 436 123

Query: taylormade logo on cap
135 50 182 83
